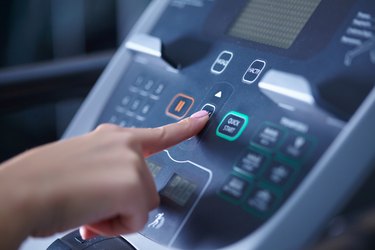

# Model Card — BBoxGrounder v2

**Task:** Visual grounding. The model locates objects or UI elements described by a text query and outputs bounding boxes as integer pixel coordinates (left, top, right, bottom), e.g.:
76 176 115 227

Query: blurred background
0 0 150 162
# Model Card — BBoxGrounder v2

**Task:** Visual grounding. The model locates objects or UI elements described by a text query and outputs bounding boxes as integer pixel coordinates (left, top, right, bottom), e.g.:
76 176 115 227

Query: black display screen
228 0 322 49
161 174 197 207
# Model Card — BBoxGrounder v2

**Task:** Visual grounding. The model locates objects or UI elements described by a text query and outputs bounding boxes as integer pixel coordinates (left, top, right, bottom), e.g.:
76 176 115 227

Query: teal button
216 111 249 141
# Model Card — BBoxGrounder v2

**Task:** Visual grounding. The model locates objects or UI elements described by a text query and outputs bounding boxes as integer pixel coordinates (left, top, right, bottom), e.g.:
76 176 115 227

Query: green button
216 111 249 141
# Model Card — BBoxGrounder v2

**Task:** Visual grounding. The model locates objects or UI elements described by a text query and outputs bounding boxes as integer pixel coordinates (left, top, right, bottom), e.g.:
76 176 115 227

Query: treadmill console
51 0 375 249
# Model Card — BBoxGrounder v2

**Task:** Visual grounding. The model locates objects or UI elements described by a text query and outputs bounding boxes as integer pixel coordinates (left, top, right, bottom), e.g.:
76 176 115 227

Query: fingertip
185 110 209 130
190 110 209 119
79 226 99 240
177 110 209 128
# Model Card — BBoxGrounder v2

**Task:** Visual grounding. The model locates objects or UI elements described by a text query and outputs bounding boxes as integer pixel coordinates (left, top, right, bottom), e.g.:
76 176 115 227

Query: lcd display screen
161 174 197 207
228 0 322 49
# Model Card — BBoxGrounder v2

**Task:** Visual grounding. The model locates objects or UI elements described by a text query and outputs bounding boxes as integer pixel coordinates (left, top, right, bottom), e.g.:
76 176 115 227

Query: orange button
166 94 194 119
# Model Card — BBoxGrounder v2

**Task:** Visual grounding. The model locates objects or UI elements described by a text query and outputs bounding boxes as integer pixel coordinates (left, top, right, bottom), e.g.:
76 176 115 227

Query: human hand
0 110 208 249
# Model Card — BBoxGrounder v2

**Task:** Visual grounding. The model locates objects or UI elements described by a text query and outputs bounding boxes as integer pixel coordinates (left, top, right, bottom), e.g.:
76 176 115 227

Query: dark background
0 0 150 162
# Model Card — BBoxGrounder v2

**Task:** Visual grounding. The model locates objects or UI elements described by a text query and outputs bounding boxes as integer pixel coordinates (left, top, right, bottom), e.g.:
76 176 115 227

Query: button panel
103 75 165 127
218 120 316 217
96 69 321 237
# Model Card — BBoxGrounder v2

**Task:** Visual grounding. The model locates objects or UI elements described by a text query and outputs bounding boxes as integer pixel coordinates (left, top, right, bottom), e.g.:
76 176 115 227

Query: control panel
54 0 375 249
94 52 339 249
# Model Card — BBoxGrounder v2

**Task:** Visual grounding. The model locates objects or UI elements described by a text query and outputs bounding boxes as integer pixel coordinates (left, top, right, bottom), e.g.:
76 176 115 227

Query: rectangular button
221 175 248 200
211 51 233 74
130 98 142 111
166 93 194 119
153 83 165 96
264 162 294 187
252 123 285 150
235 149 268 176
246 188 276 213
242 59 266 84
280 134 312 160
201 103 215 118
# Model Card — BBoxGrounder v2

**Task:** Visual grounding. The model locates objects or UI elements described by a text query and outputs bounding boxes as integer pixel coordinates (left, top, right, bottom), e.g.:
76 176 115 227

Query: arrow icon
214 91 222 98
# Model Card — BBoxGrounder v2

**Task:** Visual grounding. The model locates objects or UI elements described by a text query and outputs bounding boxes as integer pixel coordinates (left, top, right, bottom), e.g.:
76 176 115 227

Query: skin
0 111 209 249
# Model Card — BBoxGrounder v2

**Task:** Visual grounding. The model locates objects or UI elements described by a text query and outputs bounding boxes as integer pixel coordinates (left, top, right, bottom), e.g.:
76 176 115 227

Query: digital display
228 0 322 49
161 174 197 207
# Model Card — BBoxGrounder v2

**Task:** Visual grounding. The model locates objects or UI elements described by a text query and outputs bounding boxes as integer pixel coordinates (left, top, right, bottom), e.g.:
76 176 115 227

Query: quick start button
216 111 249 141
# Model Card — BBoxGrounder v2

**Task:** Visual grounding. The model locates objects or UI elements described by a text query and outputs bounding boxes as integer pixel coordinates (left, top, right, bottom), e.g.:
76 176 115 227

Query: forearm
0 158 37 249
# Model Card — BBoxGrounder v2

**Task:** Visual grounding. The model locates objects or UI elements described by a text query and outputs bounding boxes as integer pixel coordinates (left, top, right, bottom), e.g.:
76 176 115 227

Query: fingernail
190 110 209 119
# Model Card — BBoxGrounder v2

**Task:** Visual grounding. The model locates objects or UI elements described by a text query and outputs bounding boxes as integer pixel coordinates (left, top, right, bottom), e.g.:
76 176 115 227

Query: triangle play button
215 91 222 98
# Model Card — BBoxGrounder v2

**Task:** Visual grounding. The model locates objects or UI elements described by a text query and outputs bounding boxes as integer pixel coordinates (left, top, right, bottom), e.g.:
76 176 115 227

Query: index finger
128 110 209 157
